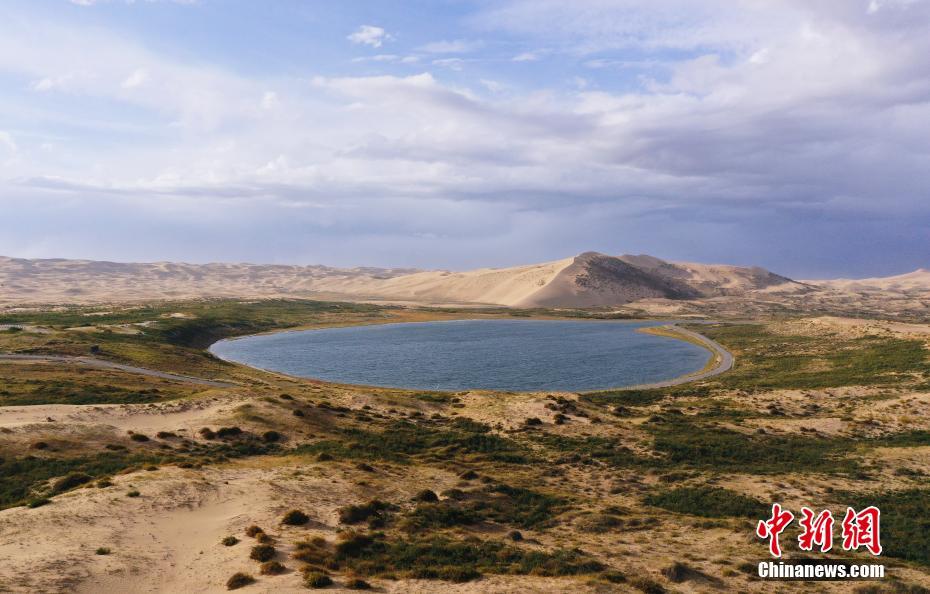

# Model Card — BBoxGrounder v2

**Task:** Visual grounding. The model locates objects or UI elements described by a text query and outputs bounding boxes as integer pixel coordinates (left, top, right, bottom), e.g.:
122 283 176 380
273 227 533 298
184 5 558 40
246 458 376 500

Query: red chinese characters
798 507 834 553
842 506 882 556
756 504 882 557
757 503 795 558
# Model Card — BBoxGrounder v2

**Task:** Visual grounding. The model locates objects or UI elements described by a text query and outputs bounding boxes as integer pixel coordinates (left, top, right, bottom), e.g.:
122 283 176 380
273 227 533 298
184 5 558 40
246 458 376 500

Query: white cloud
418 39 483 54
0 131 17 153
347 25 392 48
512 51 542 62
3 1 930 272
121 68 148 88
70 0 198 5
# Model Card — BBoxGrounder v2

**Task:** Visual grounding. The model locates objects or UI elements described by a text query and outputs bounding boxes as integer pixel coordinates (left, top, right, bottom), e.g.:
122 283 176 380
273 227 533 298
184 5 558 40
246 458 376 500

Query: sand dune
809 268 930 293
2 252 926 310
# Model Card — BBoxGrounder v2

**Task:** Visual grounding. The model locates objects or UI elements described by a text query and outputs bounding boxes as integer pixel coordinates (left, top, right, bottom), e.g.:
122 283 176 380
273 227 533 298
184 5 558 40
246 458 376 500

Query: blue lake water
210 319 711 392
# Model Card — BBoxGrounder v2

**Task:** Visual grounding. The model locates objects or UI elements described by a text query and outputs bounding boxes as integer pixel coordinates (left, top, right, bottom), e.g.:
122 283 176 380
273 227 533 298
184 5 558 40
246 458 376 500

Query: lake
210 319 711 392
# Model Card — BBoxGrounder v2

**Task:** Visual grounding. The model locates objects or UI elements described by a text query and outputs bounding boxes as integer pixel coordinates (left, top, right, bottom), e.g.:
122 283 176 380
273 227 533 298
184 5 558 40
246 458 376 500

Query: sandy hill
0 252 806 308
809 269 930 293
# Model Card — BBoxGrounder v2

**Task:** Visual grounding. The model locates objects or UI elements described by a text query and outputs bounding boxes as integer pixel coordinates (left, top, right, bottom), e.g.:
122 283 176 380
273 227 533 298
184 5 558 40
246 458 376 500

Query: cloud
120 68 148 88
70 0 197 5
347 25 392 48
418 39 483 54
3 1 930 274
0 131 17 153
512 51 543 62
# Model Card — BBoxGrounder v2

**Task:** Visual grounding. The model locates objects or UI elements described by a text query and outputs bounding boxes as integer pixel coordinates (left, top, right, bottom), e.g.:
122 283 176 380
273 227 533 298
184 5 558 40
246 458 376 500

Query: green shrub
304 571 333 588
95 547 111 555
259 560 286 575
629 576 666 593
413 489 438 502
222 536 239 546
282 509 309 525
225 572 254 590
27 498 51 508
339 500 391 524
52 472 93 493
250 544 276 562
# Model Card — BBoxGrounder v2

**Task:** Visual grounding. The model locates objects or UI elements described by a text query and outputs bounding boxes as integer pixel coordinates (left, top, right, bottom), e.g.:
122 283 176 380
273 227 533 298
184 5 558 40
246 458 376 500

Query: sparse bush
199 427 216 440
95 547 111 555
355 462 375 472
304 571 333 588
156 431 176 439
629 576 666 594
316 452 333 461
459 470 478 480
245 525 264 537
126 490 140 497
292 409 305 417
338 500 390 524
97 478 114 488
31 441 49 450
216 427 243 439
52 472 93 493
129 433 150 442
345 578 372 590
222 536 239 546
256 532 274 544
282 509 309 525
250 544 276 562
226 572 254 590
602 570 627 583
413 489 438 502
508 530 523 541
259 560 286 575
524 417 543 426
27 498 51 508
262 431 282 443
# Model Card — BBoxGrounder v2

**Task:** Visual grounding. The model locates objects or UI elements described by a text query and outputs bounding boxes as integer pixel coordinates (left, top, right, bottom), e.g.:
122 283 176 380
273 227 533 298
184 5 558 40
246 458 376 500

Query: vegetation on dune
644 486 768 519
294 417 530 464
695 324 929 390
648 418 858 474
293 532 604 583
400 484 565 532
0 439 278 510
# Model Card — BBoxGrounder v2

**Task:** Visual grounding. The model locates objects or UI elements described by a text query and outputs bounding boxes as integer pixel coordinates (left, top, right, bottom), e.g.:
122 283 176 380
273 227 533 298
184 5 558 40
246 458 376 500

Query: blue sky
2 0 929 278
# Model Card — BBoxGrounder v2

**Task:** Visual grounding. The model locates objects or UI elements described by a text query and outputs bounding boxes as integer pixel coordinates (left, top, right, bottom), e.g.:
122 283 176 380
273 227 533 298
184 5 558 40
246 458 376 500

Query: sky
1 0 929 278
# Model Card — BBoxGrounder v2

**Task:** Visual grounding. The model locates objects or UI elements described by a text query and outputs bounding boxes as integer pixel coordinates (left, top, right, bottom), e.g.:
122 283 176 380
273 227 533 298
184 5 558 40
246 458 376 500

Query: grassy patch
644 486 768 519
294 532 603 582
295 418 529 464
649 419 858 474
696 324 929 390
401 484 566 532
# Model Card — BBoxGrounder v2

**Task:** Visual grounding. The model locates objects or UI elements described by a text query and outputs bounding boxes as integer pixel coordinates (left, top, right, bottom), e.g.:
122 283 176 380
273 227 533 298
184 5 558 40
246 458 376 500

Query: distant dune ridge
0 252 927 309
